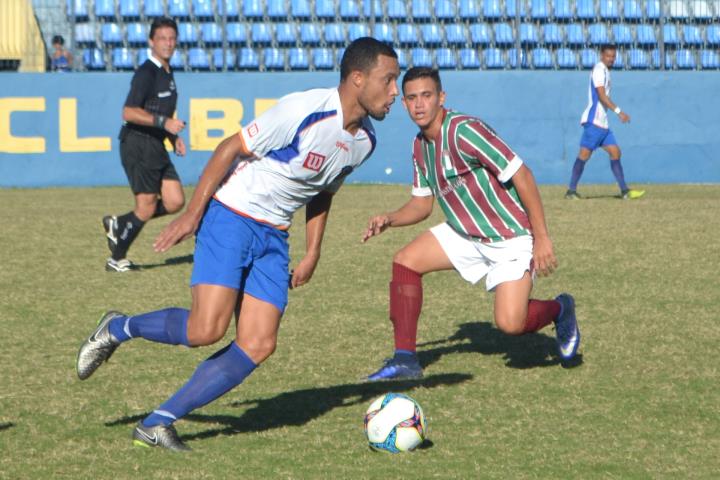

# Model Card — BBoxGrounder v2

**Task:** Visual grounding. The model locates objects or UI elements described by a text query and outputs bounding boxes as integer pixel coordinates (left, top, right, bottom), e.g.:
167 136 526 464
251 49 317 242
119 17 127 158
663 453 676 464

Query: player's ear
351 70 363 88
439 90 447 106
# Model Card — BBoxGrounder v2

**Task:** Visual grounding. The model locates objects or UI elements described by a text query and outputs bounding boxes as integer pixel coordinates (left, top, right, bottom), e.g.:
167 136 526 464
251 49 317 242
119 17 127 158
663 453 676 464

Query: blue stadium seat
315 0 336 20
483 0 502 21
445 24 467 46
683 25 703 46
339 0 361 20
169 50 185 70
218 0 240 19
83 48 106 70
435 48 457 69
576 0 595 21
700 49 720 69
612 24 633 46
623 0 642 22
188 48 210 70
530 0 550 22
588 23 609 45
291 0 311 19
213 48 236 70
469 23 492 46
651 49 672 69
226 23 248 45
565 23 585 46
75 23 96 47
646 0 660 21
542 23 563 45
599 0 620 20
483 48 506 68
323 23 345 45
67 0 89 21
459 0 480 22
101 23 123 46
95 0 116 21
520 23 539 46
459 48 480 68
507 48 529 68
251 24 273 46
580 48 598 68
243 0 264 20
435 0 457 21
238 48 260 70
707 25 720 46
119 0 141 20
363 0 383 19
613 50 624 69
691 1 714 21
347 23 369 41
532 47 553 68
312 48 334 70
636 24 656 47
421 24 443 46
627 48 649 69
264 48 285 70
373 23 394 44
397 23 419 46
387 0 408 20
663 24 680 47
411 0 432 22
556 47 577 68
168 0 191 20
137 47 150 64
201 23 222 46
143 0 165 18
411 48 433 67
669 1 691 20
268 0 289 19
112 48 135 70
553 0 574 21
336 48 345 67
505 0 527 19
177 23 198 46
288 48 310 70
676 49 696 69
300 23 321 45
193 0 215 20
493 23 514 45
126 23 147 46
275 23 297 46
395 49 408 69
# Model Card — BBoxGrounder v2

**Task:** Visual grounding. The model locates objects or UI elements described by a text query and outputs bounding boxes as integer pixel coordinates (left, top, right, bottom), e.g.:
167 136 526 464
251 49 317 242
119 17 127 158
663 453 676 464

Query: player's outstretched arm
361 195 434 243
291 191 333 288
154 133 250 253
512 165 558 277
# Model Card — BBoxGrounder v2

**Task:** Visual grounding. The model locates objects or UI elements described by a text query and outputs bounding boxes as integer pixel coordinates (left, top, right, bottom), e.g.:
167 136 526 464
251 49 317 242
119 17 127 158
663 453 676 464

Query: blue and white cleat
554 293 580 360
367 357 423 382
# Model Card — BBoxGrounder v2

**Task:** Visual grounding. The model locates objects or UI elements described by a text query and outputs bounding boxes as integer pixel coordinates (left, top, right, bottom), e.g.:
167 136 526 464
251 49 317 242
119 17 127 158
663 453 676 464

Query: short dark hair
600 44 617 53
150 17 178 39
340 37 397 81
402 67 442 93
51 35 64 45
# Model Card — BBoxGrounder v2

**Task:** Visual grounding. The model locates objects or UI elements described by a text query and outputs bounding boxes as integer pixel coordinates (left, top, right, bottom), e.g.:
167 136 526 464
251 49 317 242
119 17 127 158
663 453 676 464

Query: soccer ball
364 393 427 453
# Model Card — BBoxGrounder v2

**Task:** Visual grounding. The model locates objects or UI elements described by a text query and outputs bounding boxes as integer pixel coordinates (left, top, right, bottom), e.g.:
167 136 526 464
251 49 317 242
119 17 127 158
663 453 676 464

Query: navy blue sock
108 308 190 346
394 349 419 364
142 342 257 427
569 158 587 191
610 159 628 192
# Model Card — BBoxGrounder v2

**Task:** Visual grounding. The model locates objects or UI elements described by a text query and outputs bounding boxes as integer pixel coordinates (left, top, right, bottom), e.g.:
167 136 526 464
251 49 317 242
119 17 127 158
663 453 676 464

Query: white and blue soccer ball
364 393 427 453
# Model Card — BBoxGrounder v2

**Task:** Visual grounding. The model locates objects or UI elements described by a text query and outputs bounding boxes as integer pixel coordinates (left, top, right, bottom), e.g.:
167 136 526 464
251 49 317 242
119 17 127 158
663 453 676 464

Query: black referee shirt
121 54 178 142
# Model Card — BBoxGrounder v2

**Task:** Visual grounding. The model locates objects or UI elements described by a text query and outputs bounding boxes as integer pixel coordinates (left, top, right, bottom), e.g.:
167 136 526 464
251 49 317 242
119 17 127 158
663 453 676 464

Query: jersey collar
148 52 163 69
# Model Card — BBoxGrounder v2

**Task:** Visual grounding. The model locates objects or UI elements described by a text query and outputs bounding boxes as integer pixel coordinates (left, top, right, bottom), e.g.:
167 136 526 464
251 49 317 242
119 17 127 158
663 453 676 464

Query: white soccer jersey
214 88 376 229
580 62 612 129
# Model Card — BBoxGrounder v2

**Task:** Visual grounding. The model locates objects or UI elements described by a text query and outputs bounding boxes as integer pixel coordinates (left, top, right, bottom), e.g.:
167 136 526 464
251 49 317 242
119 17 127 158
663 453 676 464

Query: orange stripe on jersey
235 129 254 158
212 196 290 231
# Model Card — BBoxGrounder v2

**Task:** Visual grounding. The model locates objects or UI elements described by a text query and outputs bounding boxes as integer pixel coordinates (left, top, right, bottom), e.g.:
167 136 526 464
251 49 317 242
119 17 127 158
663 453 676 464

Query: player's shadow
577 193 623 200
416 321 583 370
106 373 471 441
135 254 193 270
0 422 13 432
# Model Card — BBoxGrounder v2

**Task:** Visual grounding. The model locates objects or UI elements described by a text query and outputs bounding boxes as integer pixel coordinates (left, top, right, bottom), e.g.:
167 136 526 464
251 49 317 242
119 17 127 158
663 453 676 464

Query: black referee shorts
120 129 180 194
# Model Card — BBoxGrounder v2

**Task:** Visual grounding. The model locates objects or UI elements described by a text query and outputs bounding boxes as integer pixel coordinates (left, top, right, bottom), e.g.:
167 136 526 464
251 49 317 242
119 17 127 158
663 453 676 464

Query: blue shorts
580 124 618 151
191 199 290 312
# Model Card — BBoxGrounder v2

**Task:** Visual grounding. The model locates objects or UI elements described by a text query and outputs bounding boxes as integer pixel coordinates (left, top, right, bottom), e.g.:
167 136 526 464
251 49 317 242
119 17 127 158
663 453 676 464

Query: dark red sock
389 262 423 352
522 299 561 333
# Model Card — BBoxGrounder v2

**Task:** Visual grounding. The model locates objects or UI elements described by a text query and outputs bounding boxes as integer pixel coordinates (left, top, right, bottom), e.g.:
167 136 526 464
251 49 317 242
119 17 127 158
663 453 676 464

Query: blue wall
1 71 718 187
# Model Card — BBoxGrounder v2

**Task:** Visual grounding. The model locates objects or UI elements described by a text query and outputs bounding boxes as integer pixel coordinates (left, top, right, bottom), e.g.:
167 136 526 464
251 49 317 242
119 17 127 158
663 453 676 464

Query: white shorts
430 223 534 291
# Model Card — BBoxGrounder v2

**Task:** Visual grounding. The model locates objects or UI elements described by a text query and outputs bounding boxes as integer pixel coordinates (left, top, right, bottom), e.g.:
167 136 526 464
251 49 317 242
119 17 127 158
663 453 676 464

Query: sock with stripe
389 262 423 353
107 308 190 346
521 299 562 334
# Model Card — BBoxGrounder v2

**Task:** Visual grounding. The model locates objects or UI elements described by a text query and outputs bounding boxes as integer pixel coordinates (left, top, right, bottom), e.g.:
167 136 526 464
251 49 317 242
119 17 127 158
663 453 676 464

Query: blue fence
1 71 718 187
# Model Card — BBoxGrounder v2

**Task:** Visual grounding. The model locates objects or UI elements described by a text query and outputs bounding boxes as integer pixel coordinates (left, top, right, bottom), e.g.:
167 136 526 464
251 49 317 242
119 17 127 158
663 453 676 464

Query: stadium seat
612 24 633 46
143 0 164 18
192 0 214 20
532 47 553 68
599 0 620 20
347 23 369 41
651 49 673 69
669 1 691 20
636 24 656 47
336 48 346 66
75 23 96 47
218 0 240 19
613 50 625 69
323 23 345 45
411 0 432 22
520 23 539 46
556 47 577 68
435 48 457 69
576 0 595 20
243 0 264 20
288 48 310 69
275 23 297 46
691 0 714 21
459 0 480 22
627 48 650 69
707 25 720 46
226 23 248 45
290 0 311 19
553 0 574 21
83 48 106 70
421 24 443 46
542 23 563 45
392 49 406 69
264 48 285 70
168 0 191 20
137 47 150 64
507 48 529 68
411 48 433 67
683 25 703 46
676 49 696 69
484 48 505 68
119 0 141 20
469 23 492 46
177 23 198 46
339 0 361 20
646 0 661 21
663 24 680 46
623 0 643 21
213 48 236 70
95 0 116 21
373 23 394 44
580 48 598 68
169 50 185 70
435 0 457 21
126 23 147 46
101 23 123 46
201 23 222 46
493 23 514 45
315 0 336 20
238 48 260 70
459 48 481 68
312 48 334 70
299 23 321 45
251 24 273 46
267 0 289 19
530 0 550 22
565 23 585 46
188 48 210 70
505 0 527 19
588 23 609 45
483 0 502 21
700 49 720 69
445 24 467 46
387 0 408 20
397 24 419 46
112 48 135 70
66 0 89 21
363 0 383 19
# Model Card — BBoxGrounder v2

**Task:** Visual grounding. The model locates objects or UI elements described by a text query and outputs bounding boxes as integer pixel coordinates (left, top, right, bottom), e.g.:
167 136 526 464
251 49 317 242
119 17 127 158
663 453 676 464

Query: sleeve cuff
412 186 433 197
497 155 524 183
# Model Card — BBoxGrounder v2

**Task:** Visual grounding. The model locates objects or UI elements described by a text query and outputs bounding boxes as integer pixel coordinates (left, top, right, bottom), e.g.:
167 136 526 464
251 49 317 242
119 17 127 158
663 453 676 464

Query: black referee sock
114 211 145 260
152 201 168 219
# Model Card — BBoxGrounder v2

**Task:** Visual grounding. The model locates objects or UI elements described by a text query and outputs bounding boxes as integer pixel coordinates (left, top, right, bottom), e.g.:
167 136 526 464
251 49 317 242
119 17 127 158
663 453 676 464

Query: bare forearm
387 196 434 227
305 191 333 257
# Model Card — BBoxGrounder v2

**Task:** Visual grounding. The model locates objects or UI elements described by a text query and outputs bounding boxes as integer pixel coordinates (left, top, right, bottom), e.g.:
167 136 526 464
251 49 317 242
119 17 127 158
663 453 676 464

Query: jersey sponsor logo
437 176 467 198
158 91 172 98
247 123 259 138
303 152 326 172
335 140 349 152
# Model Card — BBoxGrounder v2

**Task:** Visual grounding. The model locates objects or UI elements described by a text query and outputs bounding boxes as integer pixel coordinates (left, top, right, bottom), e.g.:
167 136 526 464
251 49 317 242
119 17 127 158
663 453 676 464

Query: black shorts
120 128 180 194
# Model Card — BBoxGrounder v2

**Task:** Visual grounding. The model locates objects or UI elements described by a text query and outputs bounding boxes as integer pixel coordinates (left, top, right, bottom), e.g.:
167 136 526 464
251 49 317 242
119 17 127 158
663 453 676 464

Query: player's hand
290 252 319 288
164 118 186 135
153 211 200 253
532 234 558 277
174 137 186 156
361 214 391 243
619 112 630 123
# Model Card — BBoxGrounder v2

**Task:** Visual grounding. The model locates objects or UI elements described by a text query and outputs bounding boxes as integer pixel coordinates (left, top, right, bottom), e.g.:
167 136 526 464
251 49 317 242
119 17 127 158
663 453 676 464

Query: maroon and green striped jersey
411 109 532 243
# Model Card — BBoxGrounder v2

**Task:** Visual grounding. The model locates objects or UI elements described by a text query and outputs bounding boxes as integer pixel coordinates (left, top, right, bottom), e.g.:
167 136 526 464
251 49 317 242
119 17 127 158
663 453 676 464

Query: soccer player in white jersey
362 68 580 381
565 44 645 200
76 37 400 451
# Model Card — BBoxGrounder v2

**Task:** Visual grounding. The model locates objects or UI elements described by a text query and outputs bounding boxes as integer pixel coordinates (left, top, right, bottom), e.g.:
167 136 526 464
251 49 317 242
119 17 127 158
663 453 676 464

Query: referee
103 17 186 272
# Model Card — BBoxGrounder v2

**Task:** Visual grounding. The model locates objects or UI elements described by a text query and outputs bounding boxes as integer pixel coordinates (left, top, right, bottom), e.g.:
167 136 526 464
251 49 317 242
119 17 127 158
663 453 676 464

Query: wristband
153 114 167 129
613 106 622 115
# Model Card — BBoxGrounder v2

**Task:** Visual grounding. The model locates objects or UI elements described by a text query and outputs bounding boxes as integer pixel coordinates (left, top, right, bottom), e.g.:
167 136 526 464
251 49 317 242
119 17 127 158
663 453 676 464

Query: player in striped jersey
363 68 580 381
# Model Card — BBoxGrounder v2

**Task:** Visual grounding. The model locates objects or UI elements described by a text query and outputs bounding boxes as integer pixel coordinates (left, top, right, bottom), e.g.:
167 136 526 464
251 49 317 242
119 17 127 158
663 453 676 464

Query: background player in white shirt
566 44 645 200
76 37 400 451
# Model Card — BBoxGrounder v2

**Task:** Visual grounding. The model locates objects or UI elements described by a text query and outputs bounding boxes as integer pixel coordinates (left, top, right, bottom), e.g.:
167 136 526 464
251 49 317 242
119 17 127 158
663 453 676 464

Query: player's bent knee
164 198 185 214
239 338 277 364
495 315 525 336
187 324 227 346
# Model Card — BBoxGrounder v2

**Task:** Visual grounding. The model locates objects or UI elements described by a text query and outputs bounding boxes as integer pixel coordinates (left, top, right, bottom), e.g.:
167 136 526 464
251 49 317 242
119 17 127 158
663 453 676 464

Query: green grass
1 184 718 479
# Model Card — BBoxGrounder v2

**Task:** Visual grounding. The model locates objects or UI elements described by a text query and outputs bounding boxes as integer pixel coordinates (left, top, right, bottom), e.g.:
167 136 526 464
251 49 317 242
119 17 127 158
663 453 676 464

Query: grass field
1 184 718 479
